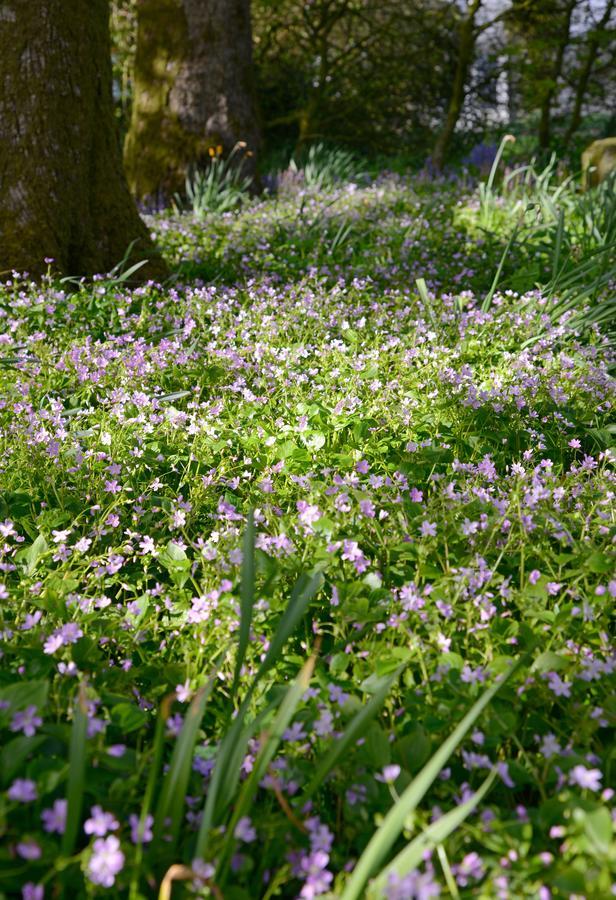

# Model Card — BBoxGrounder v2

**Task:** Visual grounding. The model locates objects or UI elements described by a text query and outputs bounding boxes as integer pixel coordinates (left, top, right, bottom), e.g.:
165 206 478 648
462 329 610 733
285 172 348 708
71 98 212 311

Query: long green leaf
341 655 526 900
301 668 401 802
231 510 256 699
217 652 318 882
129 694 174 899
254 569 323 683
367 770 497 898
61 683 89 856
194 568 323 859
153 682 213 849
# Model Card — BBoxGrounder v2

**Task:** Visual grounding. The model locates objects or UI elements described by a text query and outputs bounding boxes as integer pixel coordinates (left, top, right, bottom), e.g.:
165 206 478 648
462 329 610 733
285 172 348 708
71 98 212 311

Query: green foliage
174 145 253 217
289 143 362 191
0 160 614 898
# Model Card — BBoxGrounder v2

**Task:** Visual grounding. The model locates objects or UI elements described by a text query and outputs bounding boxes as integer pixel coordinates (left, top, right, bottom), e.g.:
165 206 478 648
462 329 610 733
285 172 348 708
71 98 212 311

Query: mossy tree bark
124 0 261 204
0 0 166 280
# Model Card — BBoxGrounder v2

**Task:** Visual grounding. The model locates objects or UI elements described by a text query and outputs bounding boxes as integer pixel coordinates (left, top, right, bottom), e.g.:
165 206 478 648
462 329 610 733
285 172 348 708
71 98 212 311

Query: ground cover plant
0 158 615 899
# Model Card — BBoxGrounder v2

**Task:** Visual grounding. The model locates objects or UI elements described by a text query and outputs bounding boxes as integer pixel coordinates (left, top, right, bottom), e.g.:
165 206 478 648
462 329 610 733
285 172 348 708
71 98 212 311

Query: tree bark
124 0 261 203
0 0 166 280
563 0 615 147
432 0 482 171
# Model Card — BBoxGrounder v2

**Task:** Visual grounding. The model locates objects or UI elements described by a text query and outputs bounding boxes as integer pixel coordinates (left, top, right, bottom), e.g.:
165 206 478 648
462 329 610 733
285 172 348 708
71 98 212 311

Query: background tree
124 0 261 203
506 0 580 150
252 0 457 158
432 0 515 171
0 0 164 279
563 0 616 146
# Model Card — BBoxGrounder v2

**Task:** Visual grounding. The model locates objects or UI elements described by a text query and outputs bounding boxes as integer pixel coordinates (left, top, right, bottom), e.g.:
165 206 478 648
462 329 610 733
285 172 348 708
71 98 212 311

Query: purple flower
107 744 126 757
191 859 215 887
43 622 83 654
546 672 571 698
359 499 376 518
420 520 437 538
298 850 333 899
22 885 44 900
386 868 441 899
10 705 43 737
234 816 257 842
17 840 42 860
376 764 401 784
86 835 125 887
8 778 37 802
497 762 515 788
538 733 561 759
84 805 120 836
569 765 602 791
297 501 321 529
42 798 67 834
175 679 192 702
453 851 485 886
129 813 153 844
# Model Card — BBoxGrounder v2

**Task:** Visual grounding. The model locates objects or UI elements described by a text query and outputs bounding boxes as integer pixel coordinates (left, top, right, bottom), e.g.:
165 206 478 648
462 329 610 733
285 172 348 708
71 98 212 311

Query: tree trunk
432 0 482 171
537 0 577 150
0 0 166 280
124 0 261 204
563 0 615 147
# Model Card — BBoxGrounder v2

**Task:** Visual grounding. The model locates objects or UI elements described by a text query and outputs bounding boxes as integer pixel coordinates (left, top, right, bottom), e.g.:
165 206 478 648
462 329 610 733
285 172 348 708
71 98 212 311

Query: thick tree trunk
124 0 261 203
0 0 166 280
432 0 482 171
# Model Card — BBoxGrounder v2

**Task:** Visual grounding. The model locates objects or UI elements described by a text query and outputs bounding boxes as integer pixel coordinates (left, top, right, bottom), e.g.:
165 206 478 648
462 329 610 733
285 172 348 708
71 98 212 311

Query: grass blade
217 646 319 882
415 277 437 327
481 224 521 312
341 655 526 900
231 509 256 699
301 668 401 802
153 681 214 849
254 569 323 684
129 694 174 899
61 683 89 856
194 568 324 859
367 769 497 898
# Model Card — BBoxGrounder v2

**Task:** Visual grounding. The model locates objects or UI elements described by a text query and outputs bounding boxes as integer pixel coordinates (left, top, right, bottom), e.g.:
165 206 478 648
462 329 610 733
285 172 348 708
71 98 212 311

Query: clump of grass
290 143 362 191
174 143 253 217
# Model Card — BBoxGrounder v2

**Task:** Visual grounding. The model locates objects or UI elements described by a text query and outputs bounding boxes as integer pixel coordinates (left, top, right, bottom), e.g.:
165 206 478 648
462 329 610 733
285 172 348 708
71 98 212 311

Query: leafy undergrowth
0 172 614 899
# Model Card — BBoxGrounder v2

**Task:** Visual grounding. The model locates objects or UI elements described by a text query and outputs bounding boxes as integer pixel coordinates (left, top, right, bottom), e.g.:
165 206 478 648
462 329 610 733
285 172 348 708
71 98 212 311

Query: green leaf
575 806 613 857
368 770 497 897
194 568 324 860
302 670 400 801
158 540 191 587
0 735 46 785
231 510 255 699
15 533 48 576
110 702 149 733
531 651 567 674
217 653 317 883
341 655 527 900
153 682 214 850
62 684 89 856
0 680 48 716
585 552 613 574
